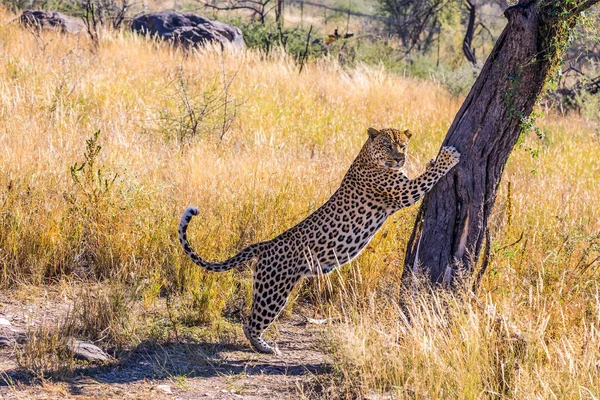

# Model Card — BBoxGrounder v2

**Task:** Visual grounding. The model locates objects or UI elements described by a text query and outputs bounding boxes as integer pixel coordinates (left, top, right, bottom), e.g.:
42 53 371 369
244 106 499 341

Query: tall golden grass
1 7 599 397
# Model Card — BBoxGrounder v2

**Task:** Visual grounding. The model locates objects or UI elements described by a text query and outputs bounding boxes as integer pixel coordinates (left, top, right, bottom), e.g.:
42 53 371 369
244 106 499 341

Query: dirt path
0 292 331 399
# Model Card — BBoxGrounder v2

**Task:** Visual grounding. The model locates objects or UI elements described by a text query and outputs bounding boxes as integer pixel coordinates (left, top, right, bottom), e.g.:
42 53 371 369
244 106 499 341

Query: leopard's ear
367 127 380 139
403 129 412 139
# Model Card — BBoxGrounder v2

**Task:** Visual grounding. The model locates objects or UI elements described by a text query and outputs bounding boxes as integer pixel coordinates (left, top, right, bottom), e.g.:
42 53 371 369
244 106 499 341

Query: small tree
378 0 452 52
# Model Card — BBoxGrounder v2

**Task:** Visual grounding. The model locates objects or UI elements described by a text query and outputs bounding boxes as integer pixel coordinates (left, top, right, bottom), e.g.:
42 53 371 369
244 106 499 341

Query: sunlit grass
1 6 599 397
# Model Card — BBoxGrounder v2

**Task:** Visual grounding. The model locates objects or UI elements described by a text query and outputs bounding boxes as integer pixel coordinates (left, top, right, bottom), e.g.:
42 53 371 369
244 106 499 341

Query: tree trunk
275 0 284 28
402 0 598 287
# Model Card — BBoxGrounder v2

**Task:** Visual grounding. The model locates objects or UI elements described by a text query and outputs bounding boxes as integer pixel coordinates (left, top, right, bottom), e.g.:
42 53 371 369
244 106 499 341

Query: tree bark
402 0 598 287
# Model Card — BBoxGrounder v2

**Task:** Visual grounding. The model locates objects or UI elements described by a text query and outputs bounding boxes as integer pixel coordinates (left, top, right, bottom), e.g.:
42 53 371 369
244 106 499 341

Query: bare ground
0 290 332 399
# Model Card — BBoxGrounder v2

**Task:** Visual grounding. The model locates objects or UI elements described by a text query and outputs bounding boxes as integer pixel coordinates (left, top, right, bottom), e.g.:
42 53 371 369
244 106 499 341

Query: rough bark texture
403 0 590 286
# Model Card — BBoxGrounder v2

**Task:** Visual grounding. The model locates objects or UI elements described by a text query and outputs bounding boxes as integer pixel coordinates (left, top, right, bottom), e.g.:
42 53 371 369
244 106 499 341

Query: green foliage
429 59 478 96
519 112 544 141
517 110 546 174
63 131 122 279
235 16 480 90
67 130 118 210
1 0 129 24
537 3 582 90
376 0 461 52
232 18 328 60
576 90 600 120
2 0 87 17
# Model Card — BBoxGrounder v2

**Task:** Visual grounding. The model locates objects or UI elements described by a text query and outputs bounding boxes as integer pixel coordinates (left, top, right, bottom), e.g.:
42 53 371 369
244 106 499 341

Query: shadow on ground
1 325 331 397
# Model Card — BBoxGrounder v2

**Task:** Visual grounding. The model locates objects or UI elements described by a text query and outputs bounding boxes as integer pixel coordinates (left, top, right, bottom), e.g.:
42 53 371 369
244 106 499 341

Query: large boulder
131 12 244 48
19 10 85 34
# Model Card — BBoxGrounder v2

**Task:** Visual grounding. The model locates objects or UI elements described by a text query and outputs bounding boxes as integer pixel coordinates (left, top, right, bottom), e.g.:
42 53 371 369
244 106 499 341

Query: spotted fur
178 127 460 355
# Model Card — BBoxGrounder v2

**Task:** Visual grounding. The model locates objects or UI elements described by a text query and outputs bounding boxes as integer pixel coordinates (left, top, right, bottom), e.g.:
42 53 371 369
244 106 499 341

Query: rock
0 318 11 326
306 318 328 325
19 10 85 34
131 12 244 48
154 384 173 395
67 339 109 362
0 326 27 346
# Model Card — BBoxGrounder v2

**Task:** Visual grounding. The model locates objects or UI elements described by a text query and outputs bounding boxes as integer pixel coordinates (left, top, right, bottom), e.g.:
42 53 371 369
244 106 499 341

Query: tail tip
184 206 200 217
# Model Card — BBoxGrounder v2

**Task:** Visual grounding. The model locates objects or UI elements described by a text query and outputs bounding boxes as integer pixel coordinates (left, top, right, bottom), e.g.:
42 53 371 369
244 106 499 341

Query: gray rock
154 384 173 395
19 10 85 34
67 339 109 362
131 12 244 48
0 325 26 346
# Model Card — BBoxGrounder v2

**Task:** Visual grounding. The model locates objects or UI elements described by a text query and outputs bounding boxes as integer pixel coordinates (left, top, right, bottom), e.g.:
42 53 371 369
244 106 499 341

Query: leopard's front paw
438 146 460 169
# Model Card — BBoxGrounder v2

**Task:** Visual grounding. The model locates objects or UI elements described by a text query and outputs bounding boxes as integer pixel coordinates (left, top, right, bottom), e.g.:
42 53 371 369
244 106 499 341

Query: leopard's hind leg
243 259 301 355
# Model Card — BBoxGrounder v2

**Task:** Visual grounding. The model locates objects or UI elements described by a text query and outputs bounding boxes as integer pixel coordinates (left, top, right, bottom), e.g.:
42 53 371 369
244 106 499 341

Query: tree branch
462 0 477 65
542 0 600 23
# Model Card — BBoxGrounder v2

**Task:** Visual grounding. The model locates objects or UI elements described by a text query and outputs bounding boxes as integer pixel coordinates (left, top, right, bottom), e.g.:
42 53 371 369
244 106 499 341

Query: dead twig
298 24 313 74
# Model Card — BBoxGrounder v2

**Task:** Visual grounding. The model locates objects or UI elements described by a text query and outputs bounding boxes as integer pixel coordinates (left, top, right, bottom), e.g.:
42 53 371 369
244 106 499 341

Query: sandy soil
0 291 331 399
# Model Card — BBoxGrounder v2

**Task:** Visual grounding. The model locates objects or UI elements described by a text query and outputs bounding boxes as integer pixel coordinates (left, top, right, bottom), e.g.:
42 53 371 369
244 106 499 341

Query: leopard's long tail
178 206 259 272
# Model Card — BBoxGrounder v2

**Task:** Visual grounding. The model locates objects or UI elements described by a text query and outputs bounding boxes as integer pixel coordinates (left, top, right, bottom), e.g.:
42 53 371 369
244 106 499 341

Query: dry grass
16 322 76 380
0 8 457 292
1 6 599 397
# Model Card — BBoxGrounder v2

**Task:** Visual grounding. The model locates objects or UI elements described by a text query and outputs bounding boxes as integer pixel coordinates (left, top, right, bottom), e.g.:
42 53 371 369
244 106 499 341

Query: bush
229 18 328 61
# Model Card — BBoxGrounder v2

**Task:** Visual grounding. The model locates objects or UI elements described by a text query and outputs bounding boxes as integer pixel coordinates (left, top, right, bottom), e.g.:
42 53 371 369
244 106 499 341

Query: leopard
178 127 460 355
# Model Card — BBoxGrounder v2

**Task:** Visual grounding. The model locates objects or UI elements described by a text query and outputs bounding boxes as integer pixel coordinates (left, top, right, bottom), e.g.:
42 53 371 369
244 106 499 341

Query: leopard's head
364 127 412 170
